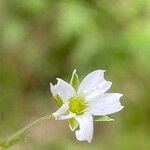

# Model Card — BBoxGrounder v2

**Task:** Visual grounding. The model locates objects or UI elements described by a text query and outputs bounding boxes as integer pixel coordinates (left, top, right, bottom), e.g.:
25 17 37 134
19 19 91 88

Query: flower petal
77 70 112 101
75 112 93 143
50 78 76 102
53 103 76 120
53 103 68 119
88 93 124 116
58 112 76 120
50 83 56 96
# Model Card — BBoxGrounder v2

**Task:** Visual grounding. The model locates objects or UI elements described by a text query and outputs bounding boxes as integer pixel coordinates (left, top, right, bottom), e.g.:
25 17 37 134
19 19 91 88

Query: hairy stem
0 114 53 148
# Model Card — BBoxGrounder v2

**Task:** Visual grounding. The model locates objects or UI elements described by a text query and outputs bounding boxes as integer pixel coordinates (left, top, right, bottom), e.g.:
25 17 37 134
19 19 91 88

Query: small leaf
70 69 80 90
93 116 114 122
54 95 64 106
68 118 78 131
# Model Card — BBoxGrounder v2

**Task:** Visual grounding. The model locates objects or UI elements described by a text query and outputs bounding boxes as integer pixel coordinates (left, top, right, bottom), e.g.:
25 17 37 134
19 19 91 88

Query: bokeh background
0 0 150 150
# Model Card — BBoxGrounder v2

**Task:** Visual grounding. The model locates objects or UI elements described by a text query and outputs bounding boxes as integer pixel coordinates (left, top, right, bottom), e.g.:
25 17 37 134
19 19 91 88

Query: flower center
69 96 87 115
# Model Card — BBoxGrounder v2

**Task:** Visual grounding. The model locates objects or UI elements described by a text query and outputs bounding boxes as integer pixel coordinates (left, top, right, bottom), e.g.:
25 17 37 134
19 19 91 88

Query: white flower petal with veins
50 78 76 102
88 93 123 115
78 70 105 94
77 70 112 101
53 103 69 119
56 112 76 120
75 112 93 143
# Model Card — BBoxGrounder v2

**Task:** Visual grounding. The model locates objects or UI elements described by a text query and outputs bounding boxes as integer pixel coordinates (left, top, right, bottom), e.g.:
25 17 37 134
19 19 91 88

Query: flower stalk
0 114 53 149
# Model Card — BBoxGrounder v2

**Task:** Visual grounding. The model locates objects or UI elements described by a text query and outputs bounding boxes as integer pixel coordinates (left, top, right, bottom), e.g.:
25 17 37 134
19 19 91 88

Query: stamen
69 96 87 115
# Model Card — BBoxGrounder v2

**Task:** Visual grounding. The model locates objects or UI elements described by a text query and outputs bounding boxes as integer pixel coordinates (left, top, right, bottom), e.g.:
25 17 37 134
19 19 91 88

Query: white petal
75 112 93 143
57 112 76 120
53 103 76 120
50 83 57 96
77 70 112 101
53 103 68 119
88 93 124 115
50 78 76 102
78 70 105 93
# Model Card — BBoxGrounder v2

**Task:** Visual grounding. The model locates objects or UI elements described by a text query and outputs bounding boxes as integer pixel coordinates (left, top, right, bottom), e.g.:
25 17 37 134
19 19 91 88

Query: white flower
50 70 123 143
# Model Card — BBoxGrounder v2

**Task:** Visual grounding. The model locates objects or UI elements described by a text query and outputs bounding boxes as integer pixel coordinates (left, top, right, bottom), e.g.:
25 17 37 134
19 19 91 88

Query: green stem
0 114 53 148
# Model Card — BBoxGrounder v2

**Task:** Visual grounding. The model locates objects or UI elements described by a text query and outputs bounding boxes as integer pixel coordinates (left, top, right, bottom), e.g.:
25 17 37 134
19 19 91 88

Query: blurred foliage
0 0 150 149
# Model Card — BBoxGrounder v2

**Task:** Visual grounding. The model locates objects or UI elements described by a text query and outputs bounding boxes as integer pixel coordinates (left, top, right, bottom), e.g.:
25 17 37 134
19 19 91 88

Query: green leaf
54 95 64 106
68 118 78 131
70 69 80 90
93 116 114 122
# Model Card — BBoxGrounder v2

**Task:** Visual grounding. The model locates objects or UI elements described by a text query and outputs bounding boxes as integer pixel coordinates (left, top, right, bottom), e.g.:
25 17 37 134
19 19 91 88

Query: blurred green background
0 0 150 149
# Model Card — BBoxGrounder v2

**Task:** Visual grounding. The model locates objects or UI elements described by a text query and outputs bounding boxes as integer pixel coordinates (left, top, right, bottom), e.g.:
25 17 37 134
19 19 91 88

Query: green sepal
54 95 64 106
93 116 114 122
70 69 80 90
68 118 78 131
